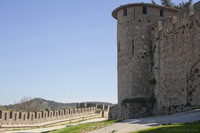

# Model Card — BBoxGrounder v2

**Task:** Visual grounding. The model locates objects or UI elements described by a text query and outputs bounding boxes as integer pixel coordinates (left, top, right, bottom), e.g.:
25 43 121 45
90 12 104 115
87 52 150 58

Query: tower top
112 3 178 19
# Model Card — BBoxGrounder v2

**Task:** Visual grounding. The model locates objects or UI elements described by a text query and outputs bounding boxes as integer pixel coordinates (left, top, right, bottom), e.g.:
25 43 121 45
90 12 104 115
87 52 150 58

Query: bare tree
0 105 4 110
161 0 193 8
20 97 41 112
152 0 156 4
175 0 193 8
161 0 175 7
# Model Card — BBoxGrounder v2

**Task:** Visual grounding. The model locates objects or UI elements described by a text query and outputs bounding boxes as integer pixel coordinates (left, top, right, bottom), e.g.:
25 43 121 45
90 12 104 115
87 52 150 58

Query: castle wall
151 2 200 115
110 2 200 120
0 106 98 127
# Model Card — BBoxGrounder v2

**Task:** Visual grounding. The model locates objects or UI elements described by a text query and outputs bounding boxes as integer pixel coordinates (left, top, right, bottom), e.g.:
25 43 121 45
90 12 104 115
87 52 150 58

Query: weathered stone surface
110 2 200 120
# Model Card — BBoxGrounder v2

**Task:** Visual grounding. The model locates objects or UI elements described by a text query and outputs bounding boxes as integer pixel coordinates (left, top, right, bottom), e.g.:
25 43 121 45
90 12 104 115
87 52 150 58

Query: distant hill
3 98 113 112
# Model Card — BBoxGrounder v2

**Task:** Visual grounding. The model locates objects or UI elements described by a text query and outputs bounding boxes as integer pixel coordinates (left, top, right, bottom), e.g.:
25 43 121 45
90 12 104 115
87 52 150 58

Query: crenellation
0 104 106 127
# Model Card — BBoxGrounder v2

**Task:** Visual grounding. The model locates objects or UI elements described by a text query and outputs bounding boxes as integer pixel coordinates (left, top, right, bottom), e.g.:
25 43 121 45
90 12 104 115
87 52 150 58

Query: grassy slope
132 121 200 133
44 119 121 133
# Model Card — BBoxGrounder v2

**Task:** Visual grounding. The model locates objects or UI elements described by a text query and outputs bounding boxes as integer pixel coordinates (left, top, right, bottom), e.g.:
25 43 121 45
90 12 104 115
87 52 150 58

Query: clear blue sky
0 0 198 105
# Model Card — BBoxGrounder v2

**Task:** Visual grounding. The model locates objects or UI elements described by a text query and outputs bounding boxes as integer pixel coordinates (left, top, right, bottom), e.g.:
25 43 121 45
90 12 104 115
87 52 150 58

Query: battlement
151 1 200 33
109 1 200 120
0 103 109 128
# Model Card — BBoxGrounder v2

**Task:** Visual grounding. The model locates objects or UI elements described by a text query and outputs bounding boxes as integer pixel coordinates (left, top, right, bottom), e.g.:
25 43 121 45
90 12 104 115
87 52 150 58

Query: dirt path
89 109 200 133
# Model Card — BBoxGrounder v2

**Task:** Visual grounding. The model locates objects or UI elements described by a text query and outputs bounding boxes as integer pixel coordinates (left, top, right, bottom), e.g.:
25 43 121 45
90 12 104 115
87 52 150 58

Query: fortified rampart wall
109 1 200 120
151 1 200 115
0 104 109 128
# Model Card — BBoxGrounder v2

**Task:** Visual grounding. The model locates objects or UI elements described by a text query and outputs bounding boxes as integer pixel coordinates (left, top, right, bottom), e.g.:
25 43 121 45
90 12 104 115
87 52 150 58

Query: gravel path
5 118 107 133
89 109 200 133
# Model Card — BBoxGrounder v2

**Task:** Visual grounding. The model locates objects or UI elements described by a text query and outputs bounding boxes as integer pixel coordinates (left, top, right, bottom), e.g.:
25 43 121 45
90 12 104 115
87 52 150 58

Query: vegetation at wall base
122 97 146 106
122 96 156 106
131 121 200 133
149 78 156 85
43 119 121 133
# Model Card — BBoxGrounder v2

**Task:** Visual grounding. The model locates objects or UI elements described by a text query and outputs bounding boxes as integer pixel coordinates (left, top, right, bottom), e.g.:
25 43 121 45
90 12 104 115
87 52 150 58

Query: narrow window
23 114 26 120
143 7 147 14
118 42 120 52
27 112 29 119
123 8 127 16
19 112 21 119
10 112 12 119
160 10 163 17
132 40 134 55
4 113 7 120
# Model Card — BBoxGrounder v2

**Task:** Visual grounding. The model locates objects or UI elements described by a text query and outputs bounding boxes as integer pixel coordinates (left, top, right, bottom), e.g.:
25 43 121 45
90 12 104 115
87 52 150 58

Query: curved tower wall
114 4 178 104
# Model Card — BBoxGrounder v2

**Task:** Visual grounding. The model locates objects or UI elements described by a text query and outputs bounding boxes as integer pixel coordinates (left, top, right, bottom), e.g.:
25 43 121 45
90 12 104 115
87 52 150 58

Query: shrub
122 97 146 106
149 78 156 85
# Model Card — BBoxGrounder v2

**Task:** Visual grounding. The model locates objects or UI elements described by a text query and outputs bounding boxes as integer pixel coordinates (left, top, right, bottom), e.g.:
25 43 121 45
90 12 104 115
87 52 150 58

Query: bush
149 78 156 85
149 95 156 104
122 97 146 106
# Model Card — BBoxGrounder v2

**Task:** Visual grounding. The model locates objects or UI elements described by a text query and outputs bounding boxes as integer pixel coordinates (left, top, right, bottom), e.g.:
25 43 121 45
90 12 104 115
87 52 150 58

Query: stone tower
110 3 178 119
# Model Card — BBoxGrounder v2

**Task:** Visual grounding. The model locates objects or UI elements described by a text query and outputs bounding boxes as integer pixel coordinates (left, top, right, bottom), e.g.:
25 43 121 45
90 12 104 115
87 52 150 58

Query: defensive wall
151 2 200 115
0 103 109 128
109 1 200 120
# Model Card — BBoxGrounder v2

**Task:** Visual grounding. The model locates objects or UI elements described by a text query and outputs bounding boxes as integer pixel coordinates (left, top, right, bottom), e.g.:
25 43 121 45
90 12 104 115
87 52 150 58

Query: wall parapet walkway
0 104 110 128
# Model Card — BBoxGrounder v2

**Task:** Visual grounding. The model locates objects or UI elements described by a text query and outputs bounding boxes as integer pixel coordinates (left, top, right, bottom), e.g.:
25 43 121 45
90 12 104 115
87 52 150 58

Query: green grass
7 117 99 132
131 121 200 133
44 119 121 133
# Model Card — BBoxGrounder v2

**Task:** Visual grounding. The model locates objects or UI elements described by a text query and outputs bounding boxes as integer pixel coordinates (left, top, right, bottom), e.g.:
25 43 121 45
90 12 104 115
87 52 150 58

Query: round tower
112 3 178 105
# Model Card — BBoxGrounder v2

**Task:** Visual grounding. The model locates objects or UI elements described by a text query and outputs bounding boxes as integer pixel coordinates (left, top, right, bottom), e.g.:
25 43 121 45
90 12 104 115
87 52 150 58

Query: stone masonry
109 2 200 120
0 103 109 128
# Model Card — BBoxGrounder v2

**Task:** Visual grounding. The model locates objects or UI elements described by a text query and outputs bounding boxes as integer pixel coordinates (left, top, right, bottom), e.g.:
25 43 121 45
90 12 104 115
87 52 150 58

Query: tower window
132 40 134 55
160 10 164 17
143 7 147 14
123 8 127 16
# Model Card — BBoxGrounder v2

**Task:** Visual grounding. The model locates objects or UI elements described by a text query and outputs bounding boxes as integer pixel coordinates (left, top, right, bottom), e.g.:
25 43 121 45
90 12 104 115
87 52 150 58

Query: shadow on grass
43 119 122 133
132 121 200 133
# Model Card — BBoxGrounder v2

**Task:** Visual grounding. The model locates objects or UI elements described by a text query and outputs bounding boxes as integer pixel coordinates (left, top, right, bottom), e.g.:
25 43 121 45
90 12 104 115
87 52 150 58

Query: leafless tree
0 105 4 110
161 0 193 9
20 97 41 112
